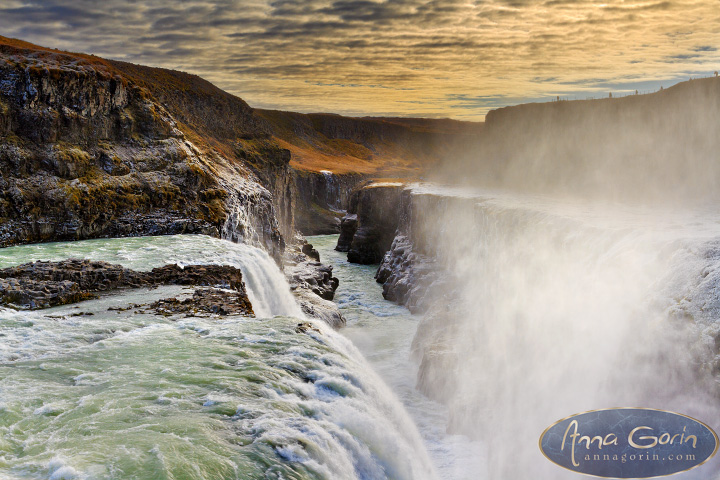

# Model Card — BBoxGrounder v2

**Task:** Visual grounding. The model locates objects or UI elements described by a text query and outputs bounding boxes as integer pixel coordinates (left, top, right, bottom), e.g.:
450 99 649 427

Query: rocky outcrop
149 288 252 317
373 187 457 311
336 182 405 264
375 233 440 312
335 214 358 252
346 183 403 264
285 236 344 328
0 259 253 314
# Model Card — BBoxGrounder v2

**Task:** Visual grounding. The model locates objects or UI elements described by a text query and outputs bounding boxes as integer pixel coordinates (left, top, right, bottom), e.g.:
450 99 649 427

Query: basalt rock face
293 171 366 235
335 214 358 252
374 188 455 312
375 233 439 312
371 188 471 411
0 259 253 315
339 182 405 264
0 37 283 256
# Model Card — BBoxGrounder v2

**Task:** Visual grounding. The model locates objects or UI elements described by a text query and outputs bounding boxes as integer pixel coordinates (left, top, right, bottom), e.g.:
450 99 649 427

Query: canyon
4 34 720 480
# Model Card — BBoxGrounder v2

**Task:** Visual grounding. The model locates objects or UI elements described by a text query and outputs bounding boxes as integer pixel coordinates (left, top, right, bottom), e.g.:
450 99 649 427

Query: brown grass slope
257 109 483 175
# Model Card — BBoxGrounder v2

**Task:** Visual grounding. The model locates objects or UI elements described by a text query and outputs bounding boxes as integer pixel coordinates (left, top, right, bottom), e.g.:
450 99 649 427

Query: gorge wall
0 35 483 327
0 37 284 258
0 36 483 252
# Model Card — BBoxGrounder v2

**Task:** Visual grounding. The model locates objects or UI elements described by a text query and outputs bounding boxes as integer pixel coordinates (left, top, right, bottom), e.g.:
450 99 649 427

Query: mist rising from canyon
432 77 720 206
413 77 720 478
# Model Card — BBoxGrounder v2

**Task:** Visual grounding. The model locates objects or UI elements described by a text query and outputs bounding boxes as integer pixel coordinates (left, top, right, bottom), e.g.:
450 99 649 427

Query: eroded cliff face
293 170 366 235
371 187 473 410
0 39 285 261
0 37 353 325
335 182 405 264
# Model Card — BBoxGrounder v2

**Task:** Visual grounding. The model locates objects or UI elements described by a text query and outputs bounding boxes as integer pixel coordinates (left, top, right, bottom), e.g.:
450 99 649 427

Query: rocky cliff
0 36 479 326
335 182 405 264
257 109 482 236
0 36 479 250
0 36 287 261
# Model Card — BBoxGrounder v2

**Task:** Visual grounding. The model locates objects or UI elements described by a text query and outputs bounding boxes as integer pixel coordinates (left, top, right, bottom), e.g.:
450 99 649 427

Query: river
308 235 485 480
3 183 720 479
0 235 437 480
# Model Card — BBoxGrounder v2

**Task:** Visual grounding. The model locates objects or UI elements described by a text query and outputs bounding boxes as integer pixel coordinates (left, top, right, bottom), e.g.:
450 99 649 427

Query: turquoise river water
0 234 474 480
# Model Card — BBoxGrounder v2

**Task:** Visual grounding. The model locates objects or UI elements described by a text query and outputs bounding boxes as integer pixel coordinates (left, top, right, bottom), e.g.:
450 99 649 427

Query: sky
0 0 718 120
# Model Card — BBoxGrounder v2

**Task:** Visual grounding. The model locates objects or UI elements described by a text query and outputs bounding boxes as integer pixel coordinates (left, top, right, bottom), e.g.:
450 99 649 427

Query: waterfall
215 239 304 318
214 176 298 317
221 188 262 245
321 170 341 209
130 235 305 319
0 235 439 480
406 185 720 479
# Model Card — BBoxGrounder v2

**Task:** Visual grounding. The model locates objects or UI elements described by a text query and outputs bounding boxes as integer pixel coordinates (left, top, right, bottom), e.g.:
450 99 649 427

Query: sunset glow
1 0 718 119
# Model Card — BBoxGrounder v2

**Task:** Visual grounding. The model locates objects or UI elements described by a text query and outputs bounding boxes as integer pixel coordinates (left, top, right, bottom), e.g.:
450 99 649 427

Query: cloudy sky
1 0 718 120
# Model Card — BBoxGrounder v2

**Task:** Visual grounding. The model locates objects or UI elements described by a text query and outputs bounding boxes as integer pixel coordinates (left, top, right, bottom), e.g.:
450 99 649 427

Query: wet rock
286 255 340 301
375 234 442 313
149 288 253 317
0 259 254 315
294 289 345 329
284 236 344 327
0 259 147 309
148 264 247 291
0 277 96 310
301 242 320 262
295 322 321 334
335 214 358 252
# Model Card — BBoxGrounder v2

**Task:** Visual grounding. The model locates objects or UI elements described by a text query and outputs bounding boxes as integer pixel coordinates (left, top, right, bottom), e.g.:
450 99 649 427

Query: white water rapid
0 235 437 480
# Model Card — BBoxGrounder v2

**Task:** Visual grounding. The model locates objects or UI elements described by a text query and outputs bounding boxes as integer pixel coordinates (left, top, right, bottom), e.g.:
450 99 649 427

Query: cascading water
403 184 720 479
0 235 438 480
320 171 341 210
221 188 262 246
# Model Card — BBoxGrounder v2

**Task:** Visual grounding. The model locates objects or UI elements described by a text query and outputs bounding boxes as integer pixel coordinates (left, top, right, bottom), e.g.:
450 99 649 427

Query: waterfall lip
0 234 304 320
407 182 720 234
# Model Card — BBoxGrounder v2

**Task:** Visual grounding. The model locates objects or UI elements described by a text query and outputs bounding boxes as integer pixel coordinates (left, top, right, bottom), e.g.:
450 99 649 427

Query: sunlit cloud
1 0 718 119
